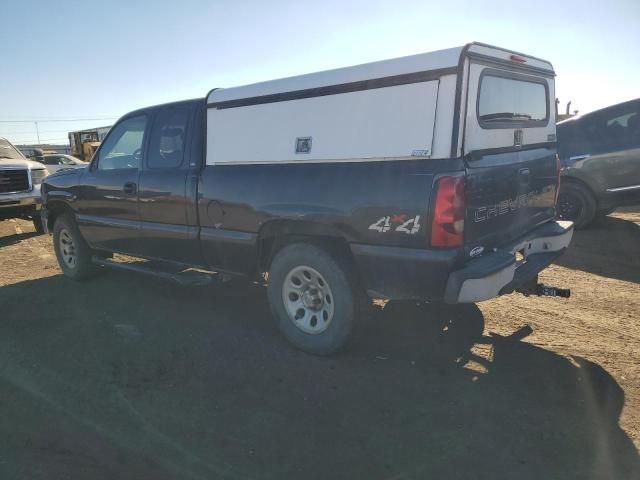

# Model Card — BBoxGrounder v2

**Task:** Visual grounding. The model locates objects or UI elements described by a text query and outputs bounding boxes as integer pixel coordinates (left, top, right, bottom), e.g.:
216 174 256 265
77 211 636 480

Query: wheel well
560 175 599 203
258 221 353 272
46 201 74 231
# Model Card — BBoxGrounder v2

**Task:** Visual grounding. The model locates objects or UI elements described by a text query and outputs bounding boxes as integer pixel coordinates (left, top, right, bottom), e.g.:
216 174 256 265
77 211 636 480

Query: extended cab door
461 58 558 250
76 114 148 254
136 102 202 265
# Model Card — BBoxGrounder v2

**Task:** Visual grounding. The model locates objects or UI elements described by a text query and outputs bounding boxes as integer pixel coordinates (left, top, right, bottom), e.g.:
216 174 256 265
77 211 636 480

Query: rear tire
267 243 358 355
557 182 596 229
53 213 97 280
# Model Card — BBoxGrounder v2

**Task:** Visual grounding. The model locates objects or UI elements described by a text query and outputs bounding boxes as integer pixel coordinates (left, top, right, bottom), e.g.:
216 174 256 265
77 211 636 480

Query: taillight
431 176 465 247
554 154 561 205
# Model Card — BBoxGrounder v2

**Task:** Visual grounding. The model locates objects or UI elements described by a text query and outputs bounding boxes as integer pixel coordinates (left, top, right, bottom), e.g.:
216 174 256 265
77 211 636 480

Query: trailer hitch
517 282 570 298
533 283 571 298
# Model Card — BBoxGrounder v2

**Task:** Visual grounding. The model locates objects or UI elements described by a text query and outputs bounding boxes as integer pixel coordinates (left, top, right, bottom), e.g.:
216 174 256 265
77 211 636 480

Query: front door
75 114 148 254
137 103 202 265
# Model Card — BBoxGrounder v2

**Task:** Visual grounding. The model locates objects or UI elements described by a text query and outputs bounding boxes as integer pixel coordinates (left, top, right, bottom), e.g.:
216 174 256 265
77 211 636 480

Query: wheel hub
558 193 582 220
59 228 77 268
282 265 335 335
302 288 323 310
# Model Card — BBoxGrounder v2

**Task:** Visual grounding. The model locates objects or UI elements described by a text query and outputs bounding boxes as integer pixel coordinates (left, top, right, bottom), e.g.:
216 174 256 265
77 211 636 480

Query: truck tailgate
464 147 558 250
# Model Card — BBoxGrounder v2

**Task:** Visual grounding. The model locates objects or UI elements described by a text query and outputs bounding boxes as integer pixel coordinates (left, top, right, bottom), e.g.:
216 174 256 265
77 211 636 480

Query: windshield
478 74 548 126
0 139 26 160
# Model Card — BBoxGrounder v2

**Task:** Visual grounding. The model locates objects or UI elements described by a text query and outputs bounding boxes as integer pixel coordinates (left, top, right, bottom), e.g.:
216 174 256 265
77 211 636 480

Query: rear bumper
443 220 573 303
351 220 573 303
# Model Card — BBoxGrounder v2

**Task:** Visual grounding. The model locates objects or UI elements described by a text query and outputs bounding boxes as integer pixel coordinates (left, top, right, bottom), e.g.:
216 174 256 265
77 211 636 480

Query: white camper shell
206 42 556 165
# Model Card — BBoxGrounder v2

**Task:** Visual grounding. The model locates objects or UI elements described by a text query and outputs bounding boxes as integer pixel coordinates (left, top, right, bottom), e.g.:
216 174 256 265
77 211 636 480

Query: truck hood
43 166 83 183
48 166 82 175
0 158 46 170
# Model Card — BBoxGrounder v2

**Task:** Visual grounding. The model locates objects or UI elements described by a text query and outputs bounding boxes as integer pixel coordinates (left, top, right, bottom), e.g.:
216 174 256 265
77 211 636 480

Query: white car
42 154 87 174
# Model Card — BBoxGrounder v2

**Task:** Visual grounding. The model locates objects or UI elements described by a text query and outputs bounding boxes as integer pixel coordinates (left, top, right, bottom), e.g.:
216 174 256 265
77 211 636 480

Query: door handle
518 167 531 185
569 154 590 162
123 182 137 195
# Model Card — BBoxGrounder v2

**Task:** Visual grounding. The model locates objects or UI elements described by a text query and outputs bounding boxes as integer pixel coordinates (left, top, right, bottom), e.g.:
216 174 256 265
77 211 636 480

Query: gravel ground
0 211 638 479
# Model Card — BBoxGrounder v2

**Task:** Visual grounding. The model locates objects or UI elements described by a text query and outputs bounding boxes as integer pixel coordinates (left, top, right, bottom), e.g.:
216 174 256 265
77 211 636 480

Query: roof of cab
207 42 553 106
118 98 204 121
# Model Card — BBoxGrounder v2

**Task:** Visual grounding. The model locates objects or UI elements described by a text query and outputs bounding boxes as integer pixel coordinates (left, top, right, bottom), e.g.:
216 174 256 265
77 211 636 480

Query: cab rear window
477 71 548 128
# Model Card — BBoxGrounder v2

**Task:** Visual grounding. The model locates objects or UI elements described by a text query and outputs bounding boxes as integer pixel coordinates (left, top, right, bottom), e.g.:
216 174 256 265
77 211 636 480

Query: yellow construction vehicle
68 126 111 161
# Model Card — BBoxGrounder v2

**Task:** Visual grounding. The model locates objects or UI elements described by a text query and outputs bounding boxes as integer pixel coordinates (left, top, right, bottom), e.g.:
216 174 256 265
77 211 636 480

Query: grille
0 169 30 194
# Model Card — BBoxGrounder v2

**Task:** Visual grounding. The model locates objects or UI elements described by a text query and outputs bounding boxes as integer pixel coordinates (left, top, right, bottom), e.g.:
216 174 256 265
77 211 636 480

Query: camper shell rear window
477 69 549 129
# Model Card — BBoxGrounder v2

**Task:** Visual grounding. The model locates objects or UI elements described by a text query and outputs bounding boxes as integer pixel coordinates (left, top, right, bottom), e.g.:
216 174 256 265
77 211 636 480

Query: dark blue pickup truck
41 43 573 354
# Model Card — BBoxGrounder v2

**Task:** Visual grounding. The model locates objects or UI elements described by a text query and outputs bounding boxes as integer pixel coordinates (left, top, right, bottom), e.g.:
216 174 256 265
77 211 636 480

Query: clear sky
1 0 638 145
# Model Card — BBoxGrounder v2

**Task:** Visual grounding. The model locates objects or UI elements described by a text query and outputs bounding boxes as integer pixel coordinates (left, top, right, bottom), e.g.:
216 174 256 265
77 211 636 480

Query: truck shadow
0 230 40 248
554 215 640 283
0 273 637 480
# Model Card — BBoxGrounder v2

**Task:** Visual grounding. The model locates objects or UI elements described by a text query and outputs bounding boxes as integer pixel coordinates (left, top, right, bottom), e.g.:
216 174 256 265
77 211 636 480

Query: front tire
267 243 358 355
53 213 97 280
557 182 597 229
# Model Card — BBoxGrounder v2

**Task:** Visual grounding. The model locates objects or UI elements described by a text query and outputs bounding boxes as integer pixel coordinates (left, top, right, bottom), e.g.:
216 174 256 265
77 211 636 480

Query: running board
92 256 226 287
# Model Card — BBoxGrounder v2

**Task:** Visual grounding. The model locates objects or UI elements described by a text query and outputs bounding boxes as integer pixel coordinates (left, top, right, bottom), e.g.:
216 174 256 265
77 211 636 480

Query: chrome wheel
557 191 582 221
58 228 77 269
282 265 335 334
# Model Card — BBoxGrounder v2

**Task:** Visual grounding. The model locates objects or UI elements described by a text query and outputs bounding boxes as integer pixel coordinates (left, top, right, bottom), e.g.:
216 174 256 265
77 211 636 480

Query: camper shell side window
476 69 550 129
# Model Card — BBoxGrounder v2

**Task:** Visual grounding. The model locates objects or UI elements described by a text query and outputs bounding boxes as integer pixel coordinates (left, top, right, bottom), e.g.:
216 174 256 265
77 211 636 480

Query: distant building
17 144 72 158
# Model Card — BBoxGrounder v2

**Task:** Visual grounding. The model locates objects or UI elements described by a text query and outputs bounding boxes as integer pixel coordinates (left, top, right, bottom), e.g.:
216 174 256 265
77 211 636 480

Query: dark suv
557 98 640 228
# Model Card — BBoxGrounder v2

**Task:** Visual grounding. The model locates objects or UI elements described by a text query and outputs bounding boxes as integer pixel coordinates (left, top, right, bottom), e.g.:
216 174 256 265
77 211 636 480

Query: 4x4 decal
368 214 421 234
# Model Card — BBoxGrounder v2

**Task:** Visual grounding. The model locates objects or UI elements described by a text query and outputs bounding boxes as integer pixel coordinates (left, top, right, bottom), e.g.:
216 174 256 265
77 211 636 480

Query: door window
604 109 640 150
97 115 147 170
584 102 640 153
147 106 190 169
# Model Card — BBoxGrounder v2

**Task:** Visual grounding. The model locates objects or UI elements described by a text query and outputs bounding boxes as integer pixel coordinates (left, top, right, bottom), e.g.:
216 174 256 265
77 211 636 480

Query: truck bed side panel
197 158 464 273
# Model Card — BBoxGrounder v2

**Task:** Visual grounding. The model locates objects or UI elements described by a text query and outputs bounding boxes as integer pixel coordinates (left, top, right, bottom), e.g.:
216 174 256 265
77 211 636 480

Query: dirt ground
0 210 638 479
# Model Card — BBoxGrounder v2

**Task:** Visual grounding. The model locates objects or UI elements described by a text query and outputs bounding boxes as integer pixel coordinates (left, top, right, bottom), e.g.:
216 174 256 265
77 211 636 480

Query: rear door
462 59 558 250
582 102 640 194
136 103 202 265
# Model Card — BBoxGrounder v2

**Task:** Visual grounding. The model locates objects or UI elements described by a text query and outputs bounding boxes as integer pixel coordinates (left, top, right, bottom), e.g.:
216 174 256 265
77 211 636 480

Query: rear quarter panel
197 158 465 257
